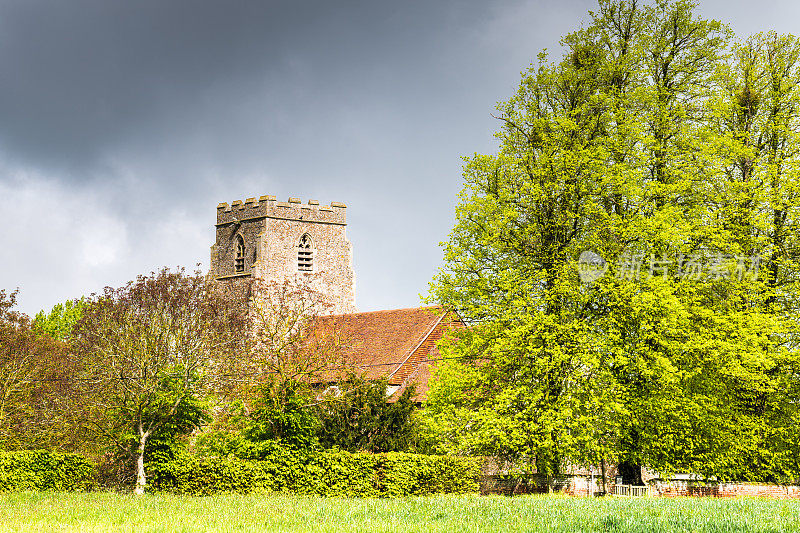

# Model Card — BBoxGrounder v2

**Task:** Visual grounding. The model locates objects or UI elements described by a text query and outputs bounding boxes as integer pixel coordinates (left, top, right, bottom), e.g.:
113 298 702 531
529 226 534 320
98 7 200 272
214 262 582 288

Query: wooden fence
611 484 649 497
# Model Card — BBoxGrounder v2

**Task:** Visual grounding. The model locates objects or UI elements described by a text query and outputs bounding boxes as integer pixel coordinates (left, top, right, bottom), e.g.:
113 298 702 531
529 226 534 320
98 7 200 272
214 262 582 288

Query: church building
208 195 460 401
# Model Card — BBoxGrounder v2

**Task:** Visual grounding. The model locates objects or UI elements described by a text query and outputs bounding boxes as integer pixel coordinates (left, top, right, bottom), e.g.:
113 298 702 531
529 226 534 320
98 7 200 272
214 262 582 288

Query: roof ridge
325 305 442 318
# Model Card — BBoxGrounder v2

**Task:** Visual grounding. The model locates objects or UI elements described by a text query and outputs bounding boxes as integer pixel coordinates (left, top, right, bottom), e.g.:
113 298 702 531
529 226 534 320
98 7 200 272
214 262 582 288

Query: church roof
317 305 462 401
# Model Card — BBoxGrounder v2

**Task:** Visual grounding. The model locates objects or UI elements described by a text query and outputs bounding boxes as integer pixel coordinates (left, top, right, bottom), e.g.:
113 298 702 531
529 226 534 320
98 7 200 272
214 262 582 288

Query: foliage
0 450 95 492
72 268 245 494
243 381 321 454
214 278 353 456
240 278 349 391
317 373 418 453
199 376 420 459
32 298 85 342
144 393 211 464
425 0 800 483
376 452 480 496
0 289 81 451
148 448 480 497
93 393 213 490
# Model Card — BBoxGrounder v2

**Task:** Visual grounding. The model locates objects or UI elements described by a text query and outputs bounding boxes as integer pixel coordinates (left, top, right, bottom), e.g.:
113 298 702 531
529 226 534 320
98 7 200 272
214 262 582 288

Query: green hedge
0 449 479 496
378 452 480 496
0 451 95 492
149 449 480 497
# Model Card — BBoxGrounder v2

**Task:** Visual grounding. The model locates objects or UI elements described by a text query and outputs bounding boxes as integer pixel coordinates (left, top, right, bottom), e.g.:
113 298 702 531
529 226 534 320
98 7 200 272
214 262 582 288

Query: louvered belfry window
298 234 313 272
235 235 245 273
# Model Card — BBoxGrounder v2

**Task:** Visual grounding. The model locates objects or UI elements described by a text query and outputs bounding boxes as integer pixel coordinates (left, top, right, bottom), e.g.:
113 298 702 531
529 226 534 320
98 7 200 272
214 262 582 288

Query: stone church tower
209 195 357 315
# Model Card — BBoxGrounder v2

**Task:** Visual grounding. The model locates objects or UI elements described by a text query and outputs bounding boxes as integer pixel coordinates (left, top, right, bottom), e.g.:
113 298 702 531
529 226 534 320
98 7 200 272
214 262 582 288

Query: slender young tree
232 278 352 453
73 268 245 495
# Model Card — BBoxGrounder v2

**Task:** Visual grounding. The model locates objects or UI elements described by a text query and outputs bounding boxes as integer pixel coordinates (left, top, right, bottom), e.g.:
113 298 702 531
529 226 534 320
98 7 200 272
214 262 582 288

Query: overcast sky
2 0 798 316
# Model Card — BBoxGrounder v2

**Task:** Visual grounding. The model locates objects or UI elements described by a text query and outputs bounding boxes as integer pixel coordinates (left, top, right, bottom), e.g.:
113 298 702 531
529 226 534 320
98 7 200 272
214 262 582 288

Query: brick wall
480 474 800 499
481 474 598 496
650 480 800 499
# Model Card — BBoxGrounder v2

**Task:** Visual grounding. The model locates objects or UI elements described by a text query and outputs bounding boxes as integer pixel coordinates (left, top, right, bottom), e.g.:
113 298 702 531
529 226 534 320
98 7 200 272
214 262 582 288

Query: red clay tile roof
313 305 464 403
317 306 445 383
389 360 433 403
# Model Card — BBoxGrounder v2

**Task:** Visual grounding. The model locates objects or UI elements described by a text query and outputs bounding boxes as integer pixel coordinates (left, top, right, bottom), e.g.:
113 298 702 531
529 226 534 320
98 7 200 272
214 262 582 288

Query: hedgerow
0 451 95 492
0 448 478 497
148 449 480 497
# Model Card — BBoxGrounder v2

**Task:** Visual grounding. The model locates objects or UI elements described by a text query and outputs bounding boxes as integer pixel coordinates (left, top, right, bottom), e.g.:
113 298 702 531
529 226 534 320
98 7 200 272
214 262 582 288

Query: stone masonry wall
209 195 357 315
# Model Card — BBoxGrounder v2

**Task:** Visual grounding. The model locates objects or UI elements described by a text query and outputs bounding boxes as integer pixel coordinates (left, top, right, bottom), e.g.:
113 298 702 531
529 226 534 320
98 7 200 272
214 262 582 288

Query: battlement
216 195 347 226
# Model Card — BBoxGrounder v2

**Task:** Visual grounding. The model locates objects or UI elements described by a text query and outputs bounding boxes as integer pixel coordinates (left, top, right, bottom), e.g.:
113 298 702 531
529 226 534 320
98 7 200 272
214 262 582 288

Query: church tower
209 195 357 315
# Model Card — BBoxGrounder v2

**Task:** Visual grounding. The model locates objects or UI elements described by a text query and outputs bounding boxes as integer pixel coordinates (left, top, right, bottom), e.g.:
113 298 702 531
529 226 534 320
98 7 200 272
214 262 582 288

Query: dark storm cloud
1 0 788 197
0 0 488 178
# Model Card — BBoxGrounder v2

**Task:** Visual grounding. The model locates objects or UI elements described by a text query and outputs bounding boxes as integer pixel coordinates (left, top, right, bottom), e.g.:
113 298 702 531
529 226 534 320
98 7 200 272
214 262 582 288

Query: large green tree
425 0 800 484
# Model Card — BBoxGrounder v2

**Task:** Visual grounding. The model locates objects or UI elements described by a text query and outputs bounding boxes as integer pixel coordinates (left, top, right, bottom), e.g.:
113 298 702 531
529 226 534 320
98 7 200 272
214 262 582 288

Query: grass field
1 492 799 533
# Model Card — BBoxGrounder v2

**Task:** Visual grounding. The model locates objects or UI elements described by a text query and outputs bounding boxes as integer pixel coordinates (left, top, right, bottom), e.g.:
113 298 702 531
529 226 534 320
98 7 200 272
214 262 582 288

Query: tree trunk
600 458 607 496
133 433 148 496
512 476 522 496
618 460 643 486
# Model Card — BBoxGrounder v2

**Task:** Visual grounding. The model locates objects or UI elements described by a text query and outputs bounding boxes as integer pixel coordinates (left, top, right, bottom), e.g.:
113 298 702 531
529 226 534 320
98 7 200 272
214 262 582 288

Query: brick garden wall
650 480 800 499
480 474 800 498
481 474 596 496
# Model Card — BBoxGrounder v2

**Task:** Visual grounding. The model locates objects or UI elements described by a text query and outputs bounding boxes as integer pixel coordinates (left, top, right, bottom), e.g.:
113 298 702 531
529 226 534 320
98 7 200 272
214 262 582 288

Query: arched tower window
235 235 245 273
298 234 314 272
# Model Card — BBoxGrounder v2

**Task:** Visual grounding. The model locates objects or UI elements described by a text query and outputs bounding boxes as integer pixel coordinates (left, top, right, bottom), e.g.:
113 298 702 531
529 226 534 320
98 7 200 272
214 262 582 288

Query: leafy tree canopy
0 289 80 452
426 0 800 484
72 268 245 494
33 298 86 342
317 373 417 453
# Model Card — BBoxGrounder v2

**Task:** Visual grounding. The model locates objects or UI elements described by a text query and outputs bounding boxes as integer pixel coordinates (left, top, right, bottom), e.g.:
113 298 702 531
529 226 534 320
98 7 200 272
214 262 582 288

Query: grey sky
1 0 797 316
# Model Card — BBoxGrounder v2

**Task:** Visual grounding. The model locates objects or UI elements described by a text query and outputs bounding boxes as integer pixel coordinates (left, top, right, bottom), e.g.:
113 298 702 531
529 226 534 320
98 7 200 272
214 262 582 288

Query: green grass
0 492 799 532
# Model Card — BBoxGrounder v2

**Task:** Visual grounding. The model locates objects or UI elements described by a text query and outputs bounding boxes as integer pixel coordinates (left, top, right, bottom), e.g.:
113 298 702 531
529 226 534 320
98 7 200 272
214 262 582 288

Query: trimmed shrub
0 450 95 492
148 453 273 495
149 449 480 497
301 450 382 497
378 452 480 496
148 446 304 496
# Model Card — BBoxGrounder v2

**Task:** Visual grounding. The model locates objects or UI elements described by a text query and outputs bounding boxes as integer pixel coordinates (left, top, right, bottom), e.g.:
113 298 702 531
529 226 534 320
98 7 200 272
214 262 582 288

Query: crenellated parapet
216 195 347 227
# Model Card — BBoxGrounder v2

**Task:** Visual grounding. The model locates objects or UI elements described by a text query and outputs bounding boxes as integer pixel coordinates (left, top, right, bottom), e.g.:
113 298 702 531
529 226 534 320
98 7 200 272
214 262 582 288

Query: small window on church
235 235 245 273
298 234 313 272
